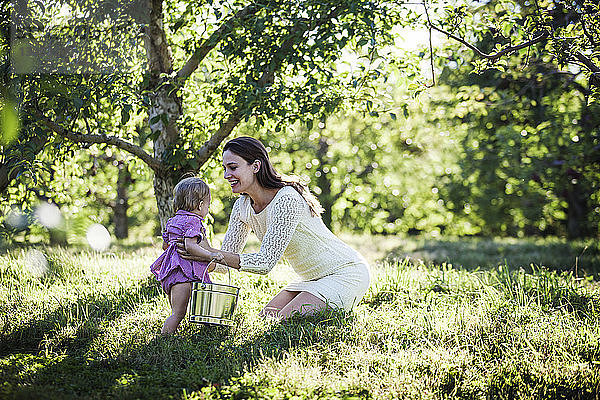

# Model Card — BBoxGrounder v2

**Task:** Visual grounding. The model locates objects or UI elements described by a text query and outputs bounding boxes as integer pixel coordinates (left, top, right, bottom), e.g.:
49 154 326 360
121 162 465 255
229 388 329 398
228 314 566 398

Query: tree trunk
144 0 183 229
153 172 176 232
113 162 130 239
566 181 588 239
565 94 597 239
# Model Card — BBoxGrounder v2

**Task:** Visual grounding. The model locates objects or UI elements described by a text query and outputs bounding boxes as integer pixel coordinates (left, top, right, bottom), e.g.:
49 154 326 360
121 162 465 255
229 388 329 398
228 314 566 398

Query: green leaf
501 21 513 37
306 119 313 130
160 113 169 125
390 113 397 121
121 108 130 125
172 19 185 33
1 102 20 145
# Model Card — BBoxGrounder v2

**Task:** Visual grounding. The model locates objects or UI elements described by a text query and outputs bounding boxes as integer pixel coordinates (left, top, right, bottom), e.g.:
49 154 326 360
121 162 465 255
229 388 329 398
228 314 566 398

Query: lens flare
86 223 111 251
6 208 28 230
24 249 49 278
35 203 63 229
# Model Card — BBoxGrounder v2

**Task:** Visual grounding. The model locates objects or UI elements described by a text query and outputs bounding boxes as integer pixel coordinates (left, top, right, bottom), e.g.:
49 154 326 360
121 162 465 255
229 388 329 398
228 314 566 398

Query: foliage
2 0 600 240
425 0 599 98
419 0 600 238
1 238 599 399
0 0 418 229
244 100 468 236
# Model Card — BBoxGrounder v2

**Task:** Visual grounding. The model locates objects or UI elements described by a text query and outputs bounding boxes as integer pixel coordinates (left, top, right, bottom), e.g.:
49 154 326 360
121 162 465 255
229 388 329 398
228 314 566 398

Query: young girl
150 176 224 334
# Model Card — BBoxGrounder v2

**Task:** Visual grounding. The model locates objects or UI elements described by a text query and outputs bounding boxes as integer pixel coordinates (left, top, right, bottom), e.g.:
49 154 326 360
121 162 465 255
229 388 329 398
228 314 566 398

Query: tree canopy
0 0 598 241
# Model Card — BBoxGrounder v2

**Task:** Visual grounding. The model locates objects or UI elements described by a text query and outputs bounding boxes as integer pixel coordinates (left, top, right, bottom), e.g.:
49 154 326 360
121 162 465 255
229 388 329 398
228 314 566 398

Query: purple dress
150 210 212 295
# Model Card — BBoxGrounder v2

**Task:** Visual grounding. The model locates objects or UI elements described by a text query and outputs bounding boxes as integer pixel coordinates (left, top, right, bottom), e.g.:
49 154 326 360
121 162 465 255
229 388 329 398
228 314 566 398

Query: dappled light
1 241 599 398
1 0 599 397
23 249 48 279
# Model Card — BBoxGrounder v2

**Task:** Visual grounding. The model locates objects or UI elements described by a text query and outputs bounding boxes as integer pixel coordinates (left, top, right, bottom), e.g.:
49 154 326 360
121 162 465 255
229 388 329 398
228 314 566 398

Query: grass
1 236 599 399
378 236 600 275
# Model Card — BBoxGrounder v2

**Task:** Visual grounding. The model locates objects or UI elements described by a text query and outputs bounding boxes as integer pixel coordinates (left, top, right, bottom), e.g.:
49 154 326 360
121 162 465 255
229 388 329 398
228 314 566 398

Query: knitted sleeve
221 198 250 253
215 198 251 274
238 193 304 275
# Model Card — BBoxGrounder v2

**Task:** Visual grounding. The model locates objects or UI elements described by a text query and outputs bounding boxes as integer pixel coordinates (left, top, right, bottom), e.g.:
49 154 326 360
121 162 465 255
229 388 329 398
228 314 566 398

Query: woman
180 136 370 319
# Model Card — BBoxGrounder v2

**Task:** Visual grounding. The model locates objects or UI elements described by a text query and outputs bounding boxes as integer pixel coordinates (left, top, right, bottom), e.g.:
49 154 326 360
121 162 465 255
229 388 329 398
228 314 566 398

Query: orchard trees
425 0 600 238
2 0 408 229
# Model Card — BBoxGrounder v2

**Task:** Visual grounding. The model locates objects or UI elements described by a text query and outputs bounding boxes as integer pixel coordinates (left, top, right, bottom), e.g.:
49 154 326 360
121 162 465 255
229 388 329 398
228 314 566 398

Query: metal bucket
188 267 239 327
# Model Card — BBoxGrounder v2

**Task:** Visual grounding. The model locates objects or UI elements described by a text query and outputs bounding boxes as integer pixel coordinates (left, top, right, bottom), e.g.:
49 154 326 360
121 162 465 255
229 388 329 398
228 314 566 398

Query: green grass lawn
1 236 599 399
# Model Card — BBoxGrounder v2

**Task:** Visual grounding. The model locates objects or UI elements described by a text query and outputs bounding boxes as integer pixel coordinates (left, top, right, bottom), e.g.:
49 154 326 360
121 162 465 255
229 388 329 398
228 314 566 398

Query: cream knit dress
220 186 370 311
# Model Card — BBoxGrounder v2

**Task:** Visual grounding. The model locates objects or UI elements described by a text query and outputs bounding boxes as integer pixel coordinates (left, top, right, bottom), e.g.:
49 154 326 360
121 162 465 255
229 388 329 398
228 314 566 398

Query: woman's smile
223 150 254 193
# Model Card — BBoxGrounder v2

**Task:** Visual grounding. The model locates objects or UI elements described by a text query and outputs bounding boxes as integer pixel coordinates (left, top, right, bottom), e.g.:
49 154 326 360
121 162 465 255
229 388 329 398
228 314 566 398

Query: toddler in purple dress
150 176 222 334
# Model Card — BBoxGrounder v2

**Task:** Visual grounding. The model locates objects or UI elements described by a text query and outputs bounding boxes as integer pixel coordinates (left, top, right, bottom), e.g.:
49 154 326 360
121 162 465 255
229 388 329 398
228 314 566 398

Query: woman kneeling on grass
179 136 370 320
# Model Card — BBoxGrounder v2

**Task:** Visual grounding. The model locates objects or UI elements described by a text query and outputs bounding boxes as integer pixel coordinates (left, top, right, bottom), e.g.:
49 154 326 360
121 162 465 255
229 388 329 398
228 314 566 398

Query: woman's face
222 150 257 193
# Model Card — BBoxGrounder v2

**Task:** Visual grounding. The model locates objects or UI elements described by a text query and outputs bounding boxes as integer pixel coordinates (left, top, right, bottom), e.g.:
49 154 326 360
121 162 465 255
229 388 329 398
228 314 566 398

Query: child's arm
184 237 219 260
162 240 169 250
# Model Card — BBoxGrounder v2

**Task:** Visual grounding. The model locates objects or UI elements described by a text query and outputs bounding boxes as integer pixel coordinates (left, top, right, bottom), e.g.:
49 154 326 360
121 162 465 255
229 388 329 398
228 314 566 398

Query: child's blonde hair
173 177 210 212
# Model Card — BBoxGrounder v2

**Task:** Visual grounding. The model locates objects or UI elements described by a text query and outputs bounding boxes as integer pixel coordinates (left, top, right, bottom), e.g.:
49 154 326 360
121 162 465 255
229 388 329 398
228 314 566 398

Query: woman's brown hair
223 136 324 217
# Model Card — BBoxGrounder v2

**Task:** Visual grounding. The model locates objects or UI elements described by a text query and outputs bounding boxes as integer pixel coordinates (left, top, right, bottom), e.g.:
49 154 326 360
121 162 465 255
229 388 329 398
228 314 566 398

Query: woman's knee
261 290 300 314
278 291 327 319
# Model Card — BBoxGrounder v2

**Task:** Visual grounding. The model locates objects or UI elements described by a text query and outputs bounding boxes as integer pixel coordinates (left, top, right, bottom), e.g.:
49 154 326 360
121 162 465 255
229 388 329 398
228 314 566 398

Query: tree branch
35 113 163 173
422 0 436 86
573 51 600 73
430 23 549 61
175 4 259 82
196 110 243 165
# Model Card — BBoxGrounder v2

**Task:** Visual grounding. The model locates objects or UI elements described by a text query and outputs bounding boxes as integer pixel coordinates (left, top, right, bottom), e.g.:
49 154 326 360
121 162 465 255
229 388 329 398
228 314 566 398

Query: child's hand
207 261 216 273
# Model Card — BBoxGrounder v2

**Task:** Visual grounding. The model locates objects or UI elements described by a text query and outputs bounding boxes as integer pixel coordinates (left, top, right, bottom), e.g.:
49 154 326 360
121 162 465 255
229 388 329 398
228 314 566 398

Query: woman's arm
201 197 249 272
178 199 248 271
224 193 303 274
220 197 250 253
180 194 303 274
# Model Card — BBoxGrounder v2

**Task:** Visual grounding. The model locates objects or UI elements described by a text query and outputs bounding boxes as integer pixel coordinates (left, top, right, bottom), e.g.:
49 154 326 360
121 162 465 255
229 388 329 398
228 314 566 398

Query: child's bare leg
161 282 191 335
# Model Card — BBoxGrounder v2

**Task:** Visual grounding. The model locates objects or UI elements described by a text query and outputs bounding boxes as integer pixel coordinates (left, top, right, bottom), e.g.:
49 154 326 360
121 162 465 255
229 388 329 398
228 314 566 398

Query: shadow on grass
387 237 600 275
1 308 356 399
0 276 162 357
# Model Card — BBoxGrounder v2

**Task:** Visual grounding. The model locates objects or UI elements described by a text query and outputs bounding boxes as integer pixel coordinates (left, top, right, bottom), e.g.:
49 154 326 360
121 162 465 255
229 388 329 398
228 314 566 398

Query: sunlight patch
24 249 49 278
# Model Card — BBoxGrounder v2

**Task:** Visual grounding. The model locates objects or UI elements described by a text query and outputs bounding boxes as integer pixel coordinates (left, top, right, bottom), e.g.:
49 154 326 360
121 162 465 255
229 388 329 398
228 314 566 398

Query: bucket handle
201 257 231 288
